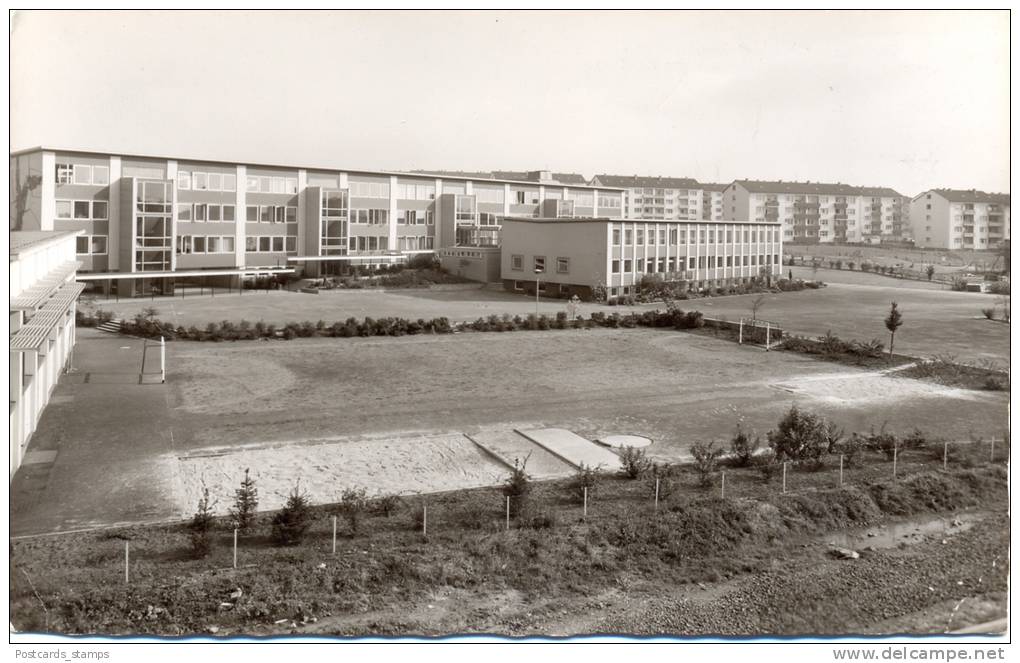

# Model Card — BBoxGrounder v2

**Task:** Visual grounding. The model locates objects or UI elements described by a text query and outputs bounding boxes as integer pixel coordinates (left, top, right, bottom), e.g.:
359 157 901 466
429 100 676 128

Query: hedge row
87 307 715 342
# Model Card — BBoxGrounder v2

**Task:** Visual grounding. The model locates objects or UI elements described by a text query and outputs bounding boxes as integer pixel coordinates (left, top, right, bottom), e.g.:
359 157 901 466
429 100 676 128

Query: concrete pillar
109 156 122 271
236 165 247 267
40 151 55 231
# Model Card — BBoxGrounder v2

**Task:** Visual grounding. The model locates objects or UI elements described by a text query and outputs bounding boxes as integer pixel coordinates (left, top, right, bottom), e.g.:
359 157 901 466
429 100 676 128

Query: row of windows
179 203 236 223
57 199 108 220
246 205 297 224
56 163 110 186
351 209 389 224
247 175 299 195
177 235 236 254
179 170 238 192
349 181 390 198
398 210 435 225
510 255 570 274
394 183 437 200
612 226 779 246
75 235 108 256
396 236 435 251
247 236 298 253
611 254 780 274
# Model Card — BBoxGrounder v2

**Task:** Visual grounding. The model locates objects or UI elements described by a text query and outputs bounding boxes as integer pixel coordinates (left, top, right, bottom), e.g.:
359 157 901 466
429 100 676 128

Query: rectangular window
636 259 644 272
636 229 645 245
404 210 417 225
272 236 285 252
194 203 207 222
625 229 633 244
56 200 72 218
92 166 109 185
208 205 222 222
92 201 108 219
534 256 545 272
556 257 569 274
259 236 271 251
271 177 285 194
194 172 207 191
286 178 298 194
246 205 258 222
426 210 435 225
223 205 235 222
612 260 620 274
75 236 89 254
194 236 207 253
223 174 236 192
178 171 191 190
246 176 259 192
73 200 90 219
260 177 272 193
285 237 296 252
624 259 632 272
286 206 297 223
260 205 272 223
177 204 192 222
511 254 523 271
208 173 222 191
56 164 73 184
73 164 91 185
275 206 286 224
246 237 257 251
612 228 621 245
223 237 235 253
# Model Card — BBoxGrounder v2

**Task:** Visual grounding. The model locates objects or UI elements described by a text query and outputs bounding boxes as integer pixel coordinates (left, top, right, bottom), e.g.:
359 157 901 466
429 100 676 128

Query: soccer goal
738 318 783 351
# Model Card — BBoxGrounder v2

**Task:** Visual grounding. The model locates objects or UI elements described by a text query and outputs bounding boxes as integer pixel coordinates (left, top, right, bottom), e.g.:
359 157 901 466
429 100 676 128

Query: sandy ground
173 432 508 517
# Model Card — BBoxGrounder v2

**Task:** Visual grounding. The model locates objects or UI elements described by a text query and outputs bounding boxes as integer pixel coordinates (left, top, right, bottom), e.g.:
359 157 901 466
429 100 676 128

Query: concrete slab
468 429 574 479
599 434 653 449
22 450 58 465
515 427 621 471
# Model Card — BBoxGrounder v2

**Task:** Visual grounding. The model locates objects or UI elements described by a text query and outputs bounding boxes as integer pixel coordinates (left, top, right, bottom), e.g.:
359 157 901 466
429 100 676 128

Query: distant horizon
11 10 1009 197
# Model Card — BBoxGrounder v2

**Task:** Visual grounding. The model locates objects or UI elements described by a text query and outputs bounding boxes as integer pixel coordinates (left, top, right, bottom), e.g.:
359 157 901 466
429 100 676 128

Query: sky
10 9 1010 196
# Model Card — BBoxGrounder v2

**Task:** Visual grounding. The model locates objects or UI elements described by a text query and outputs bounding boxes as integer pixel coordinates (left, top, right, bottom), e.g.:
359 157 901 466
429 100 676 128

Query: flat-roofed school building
10 148 625 296
500 217 783 300
9 230 84 479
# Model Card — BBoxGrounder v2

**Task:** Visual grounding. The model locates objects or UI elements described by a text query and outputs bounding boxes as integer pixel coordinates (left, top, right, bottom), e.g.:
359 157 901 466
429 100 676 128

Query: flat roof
75 267 296 280
11 146 626 192
10 230 82 259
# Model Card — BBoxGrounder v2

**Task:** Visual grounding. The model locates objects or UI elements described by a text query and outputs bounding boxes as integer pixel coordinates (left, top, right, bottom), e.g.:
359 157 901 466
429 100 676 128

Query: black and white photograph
6 5 1012 657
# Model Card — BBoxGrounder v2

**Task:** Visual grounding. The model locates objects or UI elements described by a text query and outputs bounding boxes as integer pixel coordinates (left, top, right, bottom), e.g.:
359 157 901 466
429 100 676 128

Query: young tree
925 265 936 281
618 446 651 479
502 456 532 519
690 441 723 487
189 487 215 558
884 302 903 360
272 482 313 545
229 468 259 532
336 487 368 535
749 294 766 323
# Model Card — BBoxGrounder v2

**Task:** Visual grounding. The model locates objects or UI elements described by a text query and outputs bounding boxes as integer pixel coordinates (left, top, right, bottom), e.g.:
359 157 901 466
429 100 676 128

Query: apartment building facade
500 217 783 300
10 230 84 479
722 180 910 244
10 148 624 295
699 182 727 221
910 189 1011 250
589 175 709 222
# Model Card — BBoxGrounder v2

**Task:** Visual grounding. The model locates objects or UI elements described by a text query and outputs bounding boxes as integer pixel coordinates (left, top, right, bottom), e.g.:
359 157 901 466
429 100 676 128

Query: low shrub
690 441 723 488
271 484 313 546
728 427 759 467
335 487 369 535
618 445 651 479
502 457 532 519
570 463 602 502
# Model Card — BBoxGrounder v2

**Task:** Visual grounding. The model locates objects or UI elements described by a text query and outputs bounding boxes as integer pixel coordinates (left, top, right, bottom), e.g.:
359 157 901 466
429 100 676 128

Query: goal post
739 318 783 351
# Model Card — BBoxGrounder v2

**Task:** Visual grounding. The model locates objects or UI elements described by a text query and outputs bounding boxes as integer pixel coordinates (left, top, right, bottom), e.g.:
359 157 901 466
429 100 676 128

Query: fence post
839 454 844 487
738 320 743 344
990 438 995 463
233 528 238 569
765 323 771 351
332 516 337 554
422 504 427 537
943 441 948 471
583 486 588 517
654 477 660 511
505 496 510 531
160 336 166 383
124 541 130 584
782 462 788 494
893 445 898 478
721 471 726 499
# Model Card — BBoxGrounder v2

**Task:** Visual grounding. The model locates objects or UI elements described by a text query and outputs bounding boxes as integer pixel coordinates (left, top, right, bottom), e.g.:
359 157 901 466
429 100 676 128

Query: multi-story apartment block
500 217 783 300
910 189 1011 250
721 180 910 244
698 183 727 221
589 175 706 221
10 230 83 478
10 148 624 296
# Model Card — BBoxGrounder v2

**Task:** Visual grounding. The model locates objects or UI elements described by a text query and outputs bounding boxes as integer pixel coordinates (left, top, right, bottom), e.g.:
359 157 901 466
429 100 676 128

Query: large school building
10 148 626 296
500 217 783 300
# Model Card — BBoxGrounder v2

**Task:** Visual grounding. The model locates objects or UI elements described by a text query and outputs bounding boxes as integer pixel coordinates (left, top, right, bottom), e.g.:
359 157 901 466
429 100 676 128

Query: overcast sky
10 9 1009 196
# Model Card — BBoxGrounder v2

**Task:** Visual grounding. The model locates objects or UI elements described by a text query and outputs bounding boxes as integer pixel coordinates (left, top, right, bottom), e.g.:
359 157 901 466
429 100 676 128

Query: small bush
981 307 996 320
837 433 867 467
374 494 402 518
618 445 651 479
729 427 759 467
335 487 368 535
649 462 679 500
570 463 602 502
690 441 723 488
502 456 532 519
767 405 826 466
753 449 779 483
272 483 313 546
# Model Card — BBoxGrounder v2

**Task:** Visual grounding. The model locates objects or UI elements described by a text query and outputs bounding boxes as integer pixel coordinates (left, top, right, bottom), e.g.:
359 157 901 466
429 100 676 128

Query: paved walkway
11 329 181 536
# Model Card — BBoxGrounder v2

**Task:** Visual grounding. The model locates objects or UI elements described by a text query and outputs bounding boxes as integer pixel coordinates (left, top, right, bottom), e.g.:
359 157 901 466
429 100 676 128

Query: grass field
11 326 1008 536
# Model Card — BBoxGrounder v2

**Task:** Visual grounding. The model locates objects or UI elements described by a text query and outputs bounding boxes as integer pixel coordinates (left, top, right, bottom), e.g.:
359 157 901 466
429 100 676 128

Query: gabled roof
412 169 590 186
731 180 905 198
930 189 1011 205
698 182 729 192
592 174 701 189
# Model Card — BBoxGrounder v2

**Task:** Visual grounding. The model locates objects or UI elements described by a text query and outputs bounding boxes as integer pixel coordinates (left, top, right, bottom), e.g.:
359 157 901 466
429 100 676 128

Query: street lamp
533 267 543 316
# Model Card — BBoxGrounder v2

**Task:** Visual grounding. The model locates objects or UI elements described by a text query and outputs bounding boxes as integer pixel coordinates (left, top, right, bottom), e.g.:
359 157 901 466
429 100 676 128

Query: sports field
12 327 1008 535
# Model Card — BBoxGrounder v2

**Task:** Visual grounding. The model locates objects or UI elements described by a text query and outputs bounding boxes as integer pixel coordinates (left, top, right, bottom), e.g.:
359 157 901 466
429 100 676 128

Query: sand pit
174 432 508 516
772 372 984 407
599 434 653 449
516 428 621 470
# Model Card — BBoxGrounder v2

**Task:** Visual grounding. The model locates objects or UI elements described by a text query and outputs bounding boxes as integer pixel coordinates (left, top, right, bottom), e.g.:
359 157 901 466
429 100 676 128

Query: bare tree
749 294 766 323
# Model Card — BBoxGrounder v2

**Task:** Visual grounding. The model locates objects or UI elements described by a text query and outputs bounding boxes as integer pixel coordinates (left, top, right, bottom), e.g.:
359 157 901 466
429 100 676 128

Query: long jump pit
172 432 510 516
